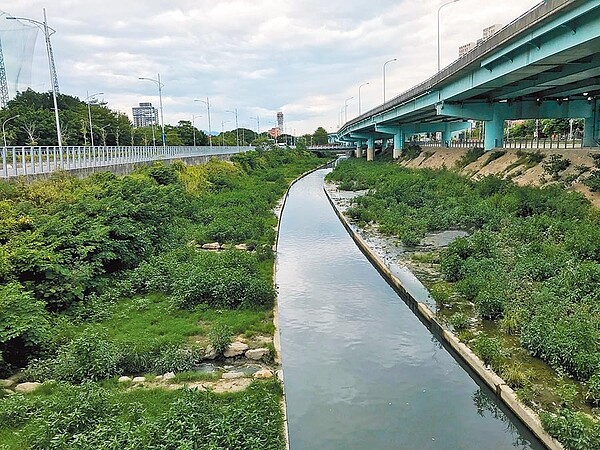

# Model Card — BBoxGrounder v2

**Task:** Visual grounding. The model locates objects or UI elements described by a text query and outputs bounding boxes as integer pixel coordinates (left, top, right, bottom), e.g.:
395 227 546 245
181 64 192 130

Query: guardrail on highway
0 145 251 178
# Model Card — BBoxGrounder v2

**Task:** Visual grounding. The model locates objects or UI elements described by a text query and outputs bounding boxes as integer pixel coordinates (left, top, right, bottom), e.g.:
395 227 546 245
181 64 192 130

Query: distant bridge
0 145 250 179
338 0 600 159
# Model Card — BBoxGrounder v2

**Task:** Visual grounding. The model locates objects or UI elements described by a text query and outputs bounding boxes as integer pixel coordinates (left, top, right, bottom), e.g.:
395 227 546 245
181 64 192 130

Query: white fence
0 145 251 178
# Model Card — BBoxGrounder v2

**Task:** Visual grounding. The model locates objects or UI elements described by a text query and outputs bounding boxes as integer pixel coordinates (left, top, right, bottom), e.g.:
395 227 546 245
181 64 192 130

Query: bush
208 324 233 355
449 313 470 331
27 328 121 383
472 335 505 370
542 154 571 181
401 143 421 159
456 147 485 168
541 408 600 450
152 345 202 374
586 373 600 406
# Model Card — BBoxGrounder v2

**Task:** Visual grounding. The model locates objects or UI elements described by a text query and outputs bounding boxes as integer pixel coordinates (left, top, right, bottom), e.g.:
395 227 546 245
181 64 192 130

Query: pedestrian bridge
337 0 600 159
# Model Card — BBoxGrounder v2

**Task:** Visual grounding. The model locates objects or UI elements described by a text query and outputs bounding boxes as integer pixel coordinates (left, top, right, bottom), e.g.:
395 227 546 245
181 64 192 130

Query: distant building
132 102 158 128
459 42 477 57
483 23 503 40
268 127 281 139
277 111 284 130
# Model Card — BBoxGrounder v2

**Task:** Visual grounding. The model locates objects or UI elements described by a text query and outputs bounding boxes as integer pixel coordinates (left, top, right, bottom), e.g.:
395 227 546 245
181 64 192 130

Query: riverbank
325 151 600 449
324 181 561 449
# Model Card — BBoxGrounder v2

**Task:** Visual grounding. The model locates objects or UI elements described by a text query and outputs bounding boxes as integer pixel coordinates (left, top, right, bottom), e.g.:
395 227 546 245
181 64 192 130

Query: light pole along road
85 91 103 147
195 97 212 148
139 74 166 146
437 0 461 73
383 58 397 104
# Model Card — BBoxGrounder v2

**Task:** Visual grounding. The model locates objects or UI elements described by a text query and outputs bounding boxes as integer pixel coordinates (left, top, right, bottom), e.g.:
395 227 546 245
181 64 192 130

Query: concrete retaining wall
323 186 563 450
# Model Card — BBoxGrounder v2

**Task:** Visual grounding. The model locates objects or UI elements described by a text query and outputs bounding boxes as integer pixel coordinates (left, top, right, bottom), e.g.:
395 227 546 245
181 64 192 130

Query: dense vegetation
327 157 600 448
0 147 325 448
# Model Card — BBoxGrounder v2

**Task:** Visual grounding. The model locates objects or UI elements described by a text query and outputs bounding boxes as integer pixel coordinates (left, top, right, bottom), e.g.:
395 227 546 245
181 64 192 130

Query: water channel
276 168 545 450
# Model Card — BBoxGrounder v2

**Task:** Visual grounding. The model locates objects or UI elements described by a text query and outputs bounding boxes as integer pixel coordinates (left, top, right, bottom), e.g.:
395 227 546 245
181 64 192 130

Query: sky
3 0 542 136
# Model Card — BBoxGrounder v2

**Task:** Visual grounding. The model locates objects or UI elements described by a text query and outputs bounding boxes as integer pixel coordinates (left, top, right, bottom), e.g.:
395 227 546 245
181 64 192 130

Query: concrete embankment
323 184 563 450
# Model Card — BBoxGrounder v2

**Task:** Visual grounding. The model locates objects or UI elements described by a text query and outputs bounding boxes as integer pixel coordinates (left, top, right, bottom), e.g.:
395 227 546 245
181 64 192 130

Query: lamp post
7 9 63 159
84 91 103 147
358 82 369 115
191 114 202 147
194 97 212 148
383 58 397 104
226 108 239 150
437 0 461 73
344 96 354 123
139 74 165 146
221 120 230 146
250 115 260 136
2 114 19 147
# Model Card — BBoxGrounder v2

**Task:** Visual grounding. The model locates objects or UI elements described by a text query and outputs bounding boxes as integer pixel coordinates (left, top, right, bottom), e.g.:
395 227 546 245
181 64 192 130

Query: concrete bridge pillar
440 131 448 147
393 130 404 159
355 141 363 158
583 99 599 148
484 108 506 150
367 136 375 161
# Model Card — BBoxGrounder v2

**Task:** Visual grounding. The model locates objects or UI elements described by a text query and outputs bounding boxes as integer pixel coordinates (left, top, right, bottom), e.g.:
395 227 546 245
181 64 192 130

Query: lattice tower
0 37 9 107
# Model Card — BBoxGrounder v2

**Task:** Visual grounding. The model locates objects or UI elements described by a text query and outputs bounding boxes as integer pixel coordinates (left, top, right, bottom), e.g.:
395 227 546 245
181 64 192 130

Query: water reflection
277 169 543 450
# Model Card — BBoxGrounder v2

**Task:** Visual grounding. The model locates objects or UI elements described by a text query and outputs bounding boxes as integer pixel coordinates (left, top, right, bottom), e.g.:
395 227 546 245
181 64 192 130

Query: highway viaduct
336 0 600 159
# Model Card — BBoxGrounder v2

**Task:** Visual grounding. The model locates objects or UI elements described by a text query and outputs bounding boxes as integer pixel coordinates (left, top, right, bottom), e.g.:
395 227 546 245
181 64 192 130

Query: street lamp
225 109 239 150
194 97 212 148
2 114 20 147
7 9 63 159
383 58 397 104
139 74 165 146
344 96 354 123
358 82 369 115
191 114 202 147
250 115 260 136
221 120 230 146
84 91 103 147
437 0 461 73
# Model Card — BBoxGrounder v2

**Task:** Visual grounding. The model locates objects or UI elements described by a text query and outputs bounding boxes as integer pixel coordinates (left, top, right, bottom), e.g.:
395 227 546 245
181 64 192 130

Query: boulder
15 382 42 393
202 242 221 250
245 348 269 361
235 243 251 251
132 376 146 383
224 341 249 358
0 379 15 389
118 376 132 383
163 372 176 381
222 372 245 380
253 369 273 379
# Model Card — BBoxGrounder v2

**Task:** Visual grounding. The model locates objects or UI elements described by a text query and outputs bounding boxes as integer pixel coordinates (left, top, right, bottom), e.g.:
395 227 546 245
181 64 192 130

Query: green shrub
586 373 600 406
482 150 506 167
401 143 422 159
541 408 600 450
449 313 470 331
147 162 179 185
456 147 485 168
472 335 505 370
152 345 202 374
542 154 571 180
208 324 233 355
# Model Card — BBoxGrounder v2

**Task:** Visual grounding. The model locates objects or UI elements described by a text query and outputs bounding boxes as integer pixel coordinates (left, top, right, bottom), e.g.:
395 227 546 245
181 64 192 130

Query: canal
276 168 544 450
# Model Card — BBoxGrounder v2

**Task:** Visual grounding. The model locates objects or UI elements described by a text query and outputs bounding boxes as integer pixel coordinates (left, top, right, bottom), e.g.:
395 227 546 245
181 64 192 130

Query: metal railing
0 145 251 178
407 137 583 149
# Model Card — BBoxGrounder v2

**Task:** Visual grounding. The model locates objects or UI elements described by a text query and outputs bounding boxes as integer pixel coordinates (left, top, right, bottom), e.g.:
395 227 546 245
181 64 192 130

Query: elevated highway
337 0 600 159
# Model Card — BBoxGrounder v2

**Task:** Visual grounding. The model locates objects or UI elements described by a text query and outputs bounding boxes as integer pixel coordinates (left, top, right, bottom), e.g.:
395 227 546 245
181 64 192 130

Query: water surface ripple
277 169 544 450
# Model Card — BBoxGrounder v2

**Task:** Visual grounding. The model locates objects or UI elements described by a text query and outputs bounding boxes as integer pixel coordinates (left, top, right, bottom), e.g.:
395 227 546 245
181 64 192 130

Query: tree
313 127 328 145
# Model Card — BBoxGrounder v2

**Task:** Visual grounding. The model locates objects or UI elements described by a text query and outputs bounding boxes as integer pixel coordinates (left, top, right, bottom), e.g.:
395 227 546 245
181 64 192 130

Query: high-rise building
132 102 158 128
458 23 503 58
277 111 284 131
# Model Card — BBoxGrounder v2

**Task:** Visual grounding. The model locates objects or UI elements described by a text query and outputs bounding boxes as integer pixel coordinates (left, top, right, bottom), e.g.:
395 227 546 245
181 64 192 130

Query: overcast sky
4 0 542 135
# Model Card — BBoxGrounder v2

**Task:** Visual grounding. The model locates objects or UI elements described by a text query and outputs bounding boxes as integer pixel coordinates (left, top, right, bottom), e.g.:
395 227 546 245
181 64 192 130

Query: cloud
4 0 540 134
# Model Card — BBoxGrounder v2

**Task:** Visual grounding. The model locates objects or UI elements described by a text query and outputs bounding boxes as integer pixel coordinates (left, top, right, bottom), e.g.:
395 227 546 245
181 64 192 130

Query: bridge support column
583 99 599 148
393 130 404 159
367 136 375 161
484 109 505 151
440 131 448 147
355 141 363 158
